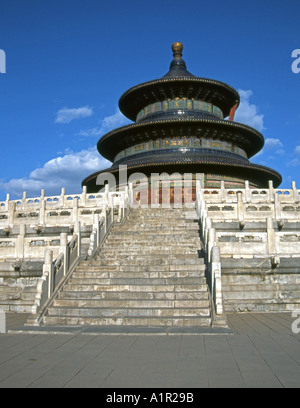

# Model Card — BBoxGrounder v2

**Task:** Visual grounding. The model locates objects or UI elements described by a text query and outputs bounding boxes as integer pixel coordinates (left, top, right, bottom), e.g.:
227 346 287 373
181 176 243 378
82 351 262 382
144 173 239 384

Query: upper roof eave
118 76 240 121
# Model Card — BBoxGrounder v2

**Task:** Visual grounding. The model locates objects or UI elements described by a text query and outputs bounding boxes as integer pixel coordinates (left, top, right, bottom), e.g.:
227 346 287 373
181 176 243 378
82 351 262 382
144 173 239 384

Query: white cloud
264 138 283 150
287 158 300 167
0 108 130 199
252 138 284 161
0 148 110 198
78 109 130 137
55 106 94 124
234 89 264 132
286 146 300 167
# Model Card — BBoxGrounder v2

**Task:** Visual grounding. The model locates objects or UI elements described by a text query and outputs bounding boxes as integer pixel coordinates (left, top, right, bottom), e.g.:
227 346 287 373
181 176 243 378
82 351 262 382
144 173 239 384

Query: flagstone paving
0 312 299 388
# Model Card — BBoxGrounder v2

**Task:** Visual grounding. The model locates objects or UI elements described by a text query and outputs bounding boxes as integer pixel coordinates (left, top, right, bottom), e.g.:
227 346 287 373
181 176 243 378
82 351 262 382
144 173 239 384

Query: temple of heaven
82 42 282 202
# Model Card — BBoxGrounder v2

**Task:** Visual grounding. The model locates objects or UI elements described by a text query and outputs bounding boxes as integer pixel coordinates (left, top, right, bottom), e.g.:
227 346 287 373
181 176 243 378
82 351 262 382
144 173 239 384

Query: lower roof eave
82 160 282 191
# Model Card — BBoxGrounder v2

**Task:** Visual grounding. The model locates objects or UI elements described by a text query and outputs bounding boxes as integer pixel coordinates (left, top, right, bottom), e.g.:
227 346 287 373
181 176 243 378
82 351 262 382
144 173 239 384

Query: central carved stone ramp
42 207 212 330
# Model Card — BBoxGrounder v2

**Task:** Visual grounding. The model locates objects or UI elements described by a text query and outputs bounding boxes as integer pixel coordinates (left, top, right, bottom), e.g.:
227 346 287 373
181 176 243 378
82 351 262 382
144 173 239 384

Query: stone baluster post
21 191 27 210
103 202 108 234
44 249 54 298
267 216 276 255
8 201 15 227
73 196 79 223
274 189 281 221
128 182 133 208
93 214 99 246
244 181 250 203
16 224 26 259
74 221 81 258
59 233 69 276
237 191 244 222
208 228 216 264
105 184 109 206
117 199 122 222
292 181 298 202
81 186 87 207
39 190 45 226
211 246 223 315
5 194 10 212
123 186 129 216
211 246 219 307
204 217 212 248
220 180 226 202
60 188 65 208
196 179 201 198
268 180 274 203
0 310 6 334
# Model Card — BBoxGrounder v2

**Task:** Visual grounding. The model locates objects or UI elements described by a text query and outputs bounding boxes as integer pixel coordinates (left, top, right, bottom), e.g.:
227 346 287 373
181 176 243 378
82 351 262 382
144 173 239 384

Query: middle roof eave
97 118 264 162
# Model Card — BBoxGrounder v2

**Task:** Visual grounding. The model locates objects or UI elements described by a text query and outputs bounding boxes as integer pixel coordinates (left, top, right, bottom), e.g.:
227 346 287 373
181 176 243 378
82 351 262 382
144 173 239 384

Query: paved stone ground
0 312 299 388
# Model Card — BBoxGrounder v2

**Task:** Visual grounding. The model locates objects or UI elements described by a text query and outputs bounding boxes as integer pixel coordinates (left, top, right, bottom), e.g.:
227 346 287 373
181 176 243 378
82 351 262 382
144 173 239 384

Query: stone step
130 208 196 212
0 298 35 306
98 249 200 256
113 226 200 232
128 210 196 215
224 300 300 313
104 237 202 244
58 290 209 301
0 286 23 294
223 288 300 300
46 306 211 318
100 246 202 253
102 243 202 251
75 263 205 272
126 218 198 224
52 298 210 309
106 228 199 240
0 303 34 313
126 212 197 217
96 253 203 260
104 235 201 241
104 233 201 240
118 221 199 227
97 258 204 266
62 284 208 292
42 316 211 327
223 283 300 292
71 270 205 279
223 275 300 285
67 276 207 286
0 287 36 299
130 207 195 212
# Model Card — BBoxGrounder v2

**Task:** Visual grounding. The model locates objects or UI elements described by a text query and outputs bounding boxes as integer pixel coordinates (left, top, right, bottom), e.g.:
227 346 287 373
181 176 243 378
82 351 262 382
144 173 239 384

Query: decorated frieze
114 136 247 162
136 98 224 122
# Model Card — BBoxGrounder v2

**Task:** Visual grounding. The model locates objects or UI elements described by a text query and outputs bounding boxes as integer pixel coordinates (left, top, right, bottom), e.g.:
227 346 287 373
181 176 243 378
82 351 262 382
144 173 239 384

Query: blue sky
0 0 299 200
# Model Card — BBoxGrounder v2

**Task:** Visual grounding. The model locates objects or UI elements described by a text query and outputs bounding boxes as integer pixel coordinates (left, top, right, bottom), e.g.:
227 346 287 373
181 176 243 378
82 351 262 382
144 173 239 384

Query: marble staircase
40 207 212 328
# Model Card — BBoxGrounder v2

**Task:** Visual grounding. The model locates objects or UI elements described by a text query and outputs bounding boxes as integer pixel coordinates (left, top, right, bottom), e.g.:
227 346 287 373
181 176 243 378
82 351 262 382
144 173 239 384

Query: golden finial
172 42 183 59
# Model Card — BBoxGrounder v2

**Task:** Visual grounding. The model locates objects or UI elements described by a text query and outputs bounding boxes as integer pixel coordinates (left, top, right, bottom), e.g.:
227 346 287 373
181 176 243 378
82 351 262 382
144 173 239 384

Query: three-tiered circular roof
82 42 282 191
119 42 240 121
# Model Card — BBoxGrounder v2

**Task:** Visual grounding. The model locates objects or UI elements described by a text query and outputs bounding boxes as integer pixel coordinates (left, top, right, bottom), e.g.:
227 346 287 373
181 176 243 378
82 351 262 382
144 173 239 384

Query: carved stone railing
28 187 131 323
88 208 113 258
0 185 127 228
31 224 81 315
196 181 224 317
201 180 300 203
